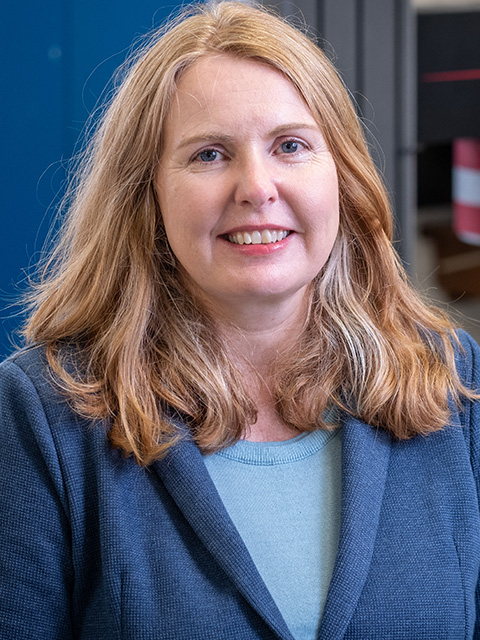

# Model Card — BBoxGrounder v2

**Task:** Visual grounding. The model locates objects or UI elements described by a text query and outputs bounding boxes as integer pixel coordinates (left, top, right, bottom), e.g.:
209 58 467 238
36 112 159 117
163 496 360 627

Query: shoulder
449 331 480 468
0 345 111 477
453 329 480 390
1 343 50 384
0 345 70 421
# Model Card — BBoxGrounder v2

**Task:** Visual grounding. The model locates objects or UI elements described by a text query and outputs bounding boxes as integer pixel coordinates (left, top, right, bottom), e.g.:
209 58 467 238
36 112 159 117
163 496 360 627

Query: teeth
228 230 289 245
261 230 272 243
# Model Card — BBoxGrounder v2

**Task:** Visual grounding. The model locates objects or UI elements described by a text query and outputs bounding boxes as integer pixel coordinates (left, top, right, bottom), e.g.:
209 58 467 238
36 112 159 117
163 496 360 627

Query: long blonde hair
24 1 476 465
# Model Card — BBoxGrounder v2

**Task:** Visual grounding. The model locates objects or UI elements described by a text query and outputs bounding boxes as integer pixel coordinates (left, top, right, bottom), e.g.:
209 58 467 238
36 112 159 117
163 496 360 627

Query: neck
202 291 310 442
211 292 309 373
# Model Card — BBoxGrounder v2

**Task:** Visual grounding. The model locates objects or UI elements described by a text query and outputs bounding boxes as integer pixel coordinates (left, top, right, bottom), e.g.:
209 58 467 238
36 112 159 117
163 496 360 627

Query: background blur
1 0 480 357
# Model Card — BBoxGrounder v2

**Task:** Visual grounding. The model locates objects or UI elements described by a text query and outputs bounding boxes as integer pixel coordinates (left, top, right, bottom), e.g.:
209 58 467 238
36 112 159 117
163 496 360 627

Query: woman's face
156 55 339 316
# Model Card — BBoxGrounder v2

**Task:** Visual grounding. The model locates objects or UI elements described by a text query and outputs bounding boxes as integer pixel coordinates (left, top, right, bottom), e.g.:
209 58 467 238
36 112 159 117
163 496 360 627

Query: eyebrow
175 122 322 151
269 123 322 137
176 133 236 151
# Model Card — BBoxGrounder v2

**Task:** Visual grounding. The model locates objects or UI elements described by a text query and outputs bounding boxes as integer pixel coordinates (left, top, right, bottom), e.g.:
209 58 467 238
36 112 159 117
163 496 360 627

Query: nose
233 154 278 209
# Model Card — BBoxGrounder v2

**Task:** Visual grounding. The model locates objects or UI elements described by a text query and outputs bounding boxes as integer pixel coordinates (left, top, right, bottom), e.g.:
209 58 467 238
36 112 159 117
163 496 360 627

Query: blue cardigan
1 331 480 640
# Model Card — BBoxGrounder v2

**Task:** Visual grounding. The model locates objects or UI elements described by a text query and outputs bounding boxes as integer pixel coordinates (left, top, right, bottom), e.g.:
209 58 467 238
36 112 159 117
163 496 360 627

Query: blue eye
281 140 299 154
198 149 219 162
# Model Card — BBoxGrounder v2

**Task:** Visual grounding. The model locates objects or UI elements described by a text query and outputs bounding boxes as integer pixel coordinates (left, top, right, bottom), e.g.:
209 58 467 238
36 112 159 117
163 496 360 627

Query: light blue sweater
204 429 342 640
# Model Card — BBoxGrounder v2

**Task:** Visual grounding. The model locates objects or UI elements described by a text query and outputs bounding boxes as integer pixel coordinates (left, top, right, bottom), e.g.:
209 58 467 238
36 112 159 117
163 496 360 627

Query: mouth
226 229 292 245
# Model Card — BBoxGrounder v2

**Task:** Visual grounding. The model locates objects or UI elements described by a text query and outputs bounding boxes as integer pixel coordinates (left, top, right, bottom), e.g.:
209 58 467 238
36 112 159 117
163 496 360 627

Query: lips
227 229 291 245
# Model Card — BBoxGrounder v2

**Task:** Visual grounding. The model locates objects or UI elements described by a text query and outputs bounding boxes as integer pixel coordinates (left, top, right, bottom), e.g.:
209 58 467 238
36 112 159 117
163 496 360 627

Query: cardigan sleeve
458 332 480 639
0 359 74 640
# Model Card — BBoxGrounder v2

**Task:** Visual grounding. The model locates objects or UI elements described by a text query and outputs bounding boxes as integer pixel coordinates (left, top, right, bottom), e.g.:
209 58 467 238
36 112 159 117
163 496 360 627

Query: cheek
320 169 340 231
162 177 220 234
163 216 191 260
304 179 339 233
161 204 212 273
158 201 189 261
304 157 339 204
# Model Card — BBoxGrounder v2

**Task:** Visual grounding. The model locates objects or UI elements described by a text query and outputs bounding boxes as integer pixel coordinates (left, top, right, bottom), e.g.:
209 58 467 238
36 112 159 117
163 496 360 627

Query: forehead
163 54 318 139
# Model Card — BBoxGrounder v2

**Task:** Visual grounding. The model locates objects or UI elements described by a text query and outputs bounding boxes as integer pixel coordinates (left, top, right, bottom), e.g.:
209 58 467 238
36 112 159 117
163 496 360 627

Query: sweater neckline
210 428 340 466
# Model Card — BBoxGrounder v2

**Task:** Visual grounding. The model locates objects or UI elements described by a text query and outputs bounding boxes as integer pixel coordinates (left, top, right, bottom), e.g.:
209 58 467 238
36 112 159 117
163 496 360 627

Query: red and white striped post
452 138 480 246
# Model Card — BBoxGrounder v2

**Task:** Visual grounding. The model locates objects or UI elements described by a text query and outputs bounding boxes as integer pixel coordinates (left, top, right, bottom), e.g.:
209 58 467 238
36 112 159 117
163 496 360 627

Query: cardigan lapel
154 416 391 640
318 415 392 640
153 430 295 640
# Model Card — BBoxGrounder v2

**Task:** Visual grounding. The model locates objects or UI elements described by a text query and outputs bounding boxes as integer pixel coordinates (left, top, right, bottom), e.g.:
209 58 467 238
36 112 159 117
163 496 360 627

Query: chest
67 426 480 639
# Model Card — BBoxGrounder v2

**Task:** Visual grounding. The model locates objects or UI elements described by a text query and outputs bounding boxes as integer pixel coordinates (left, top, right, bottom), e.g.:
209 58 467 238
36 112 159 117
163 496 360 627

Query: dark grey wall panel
361 0 397 189
395 0 417 263
418 11 480 143
320 0 359 91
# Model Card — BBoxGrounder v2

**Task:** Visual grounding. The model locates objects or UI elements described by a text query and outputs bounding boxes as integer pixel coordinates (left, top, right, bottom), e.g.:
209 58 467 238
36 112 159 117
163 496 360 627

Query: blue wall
1 1 180 357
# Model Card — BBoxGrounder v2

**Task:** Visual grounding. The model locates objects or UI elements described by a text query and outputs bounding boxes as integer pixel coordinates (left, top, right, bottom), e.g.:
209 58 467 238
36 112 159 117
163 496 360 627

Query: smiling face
156 55 339 319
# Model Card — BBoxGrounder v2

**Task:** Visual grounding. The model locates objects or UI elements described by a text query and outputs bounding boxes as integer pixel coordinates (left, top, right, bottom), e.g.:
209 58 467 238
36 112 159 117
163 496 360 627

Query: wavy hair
24 1 477 465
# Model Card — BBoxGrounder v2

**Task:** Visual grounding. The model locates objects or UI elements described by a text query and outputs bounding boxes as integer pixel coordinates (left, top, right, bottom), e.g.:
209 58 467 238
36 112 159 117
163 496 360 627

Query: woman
1 2 479 638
